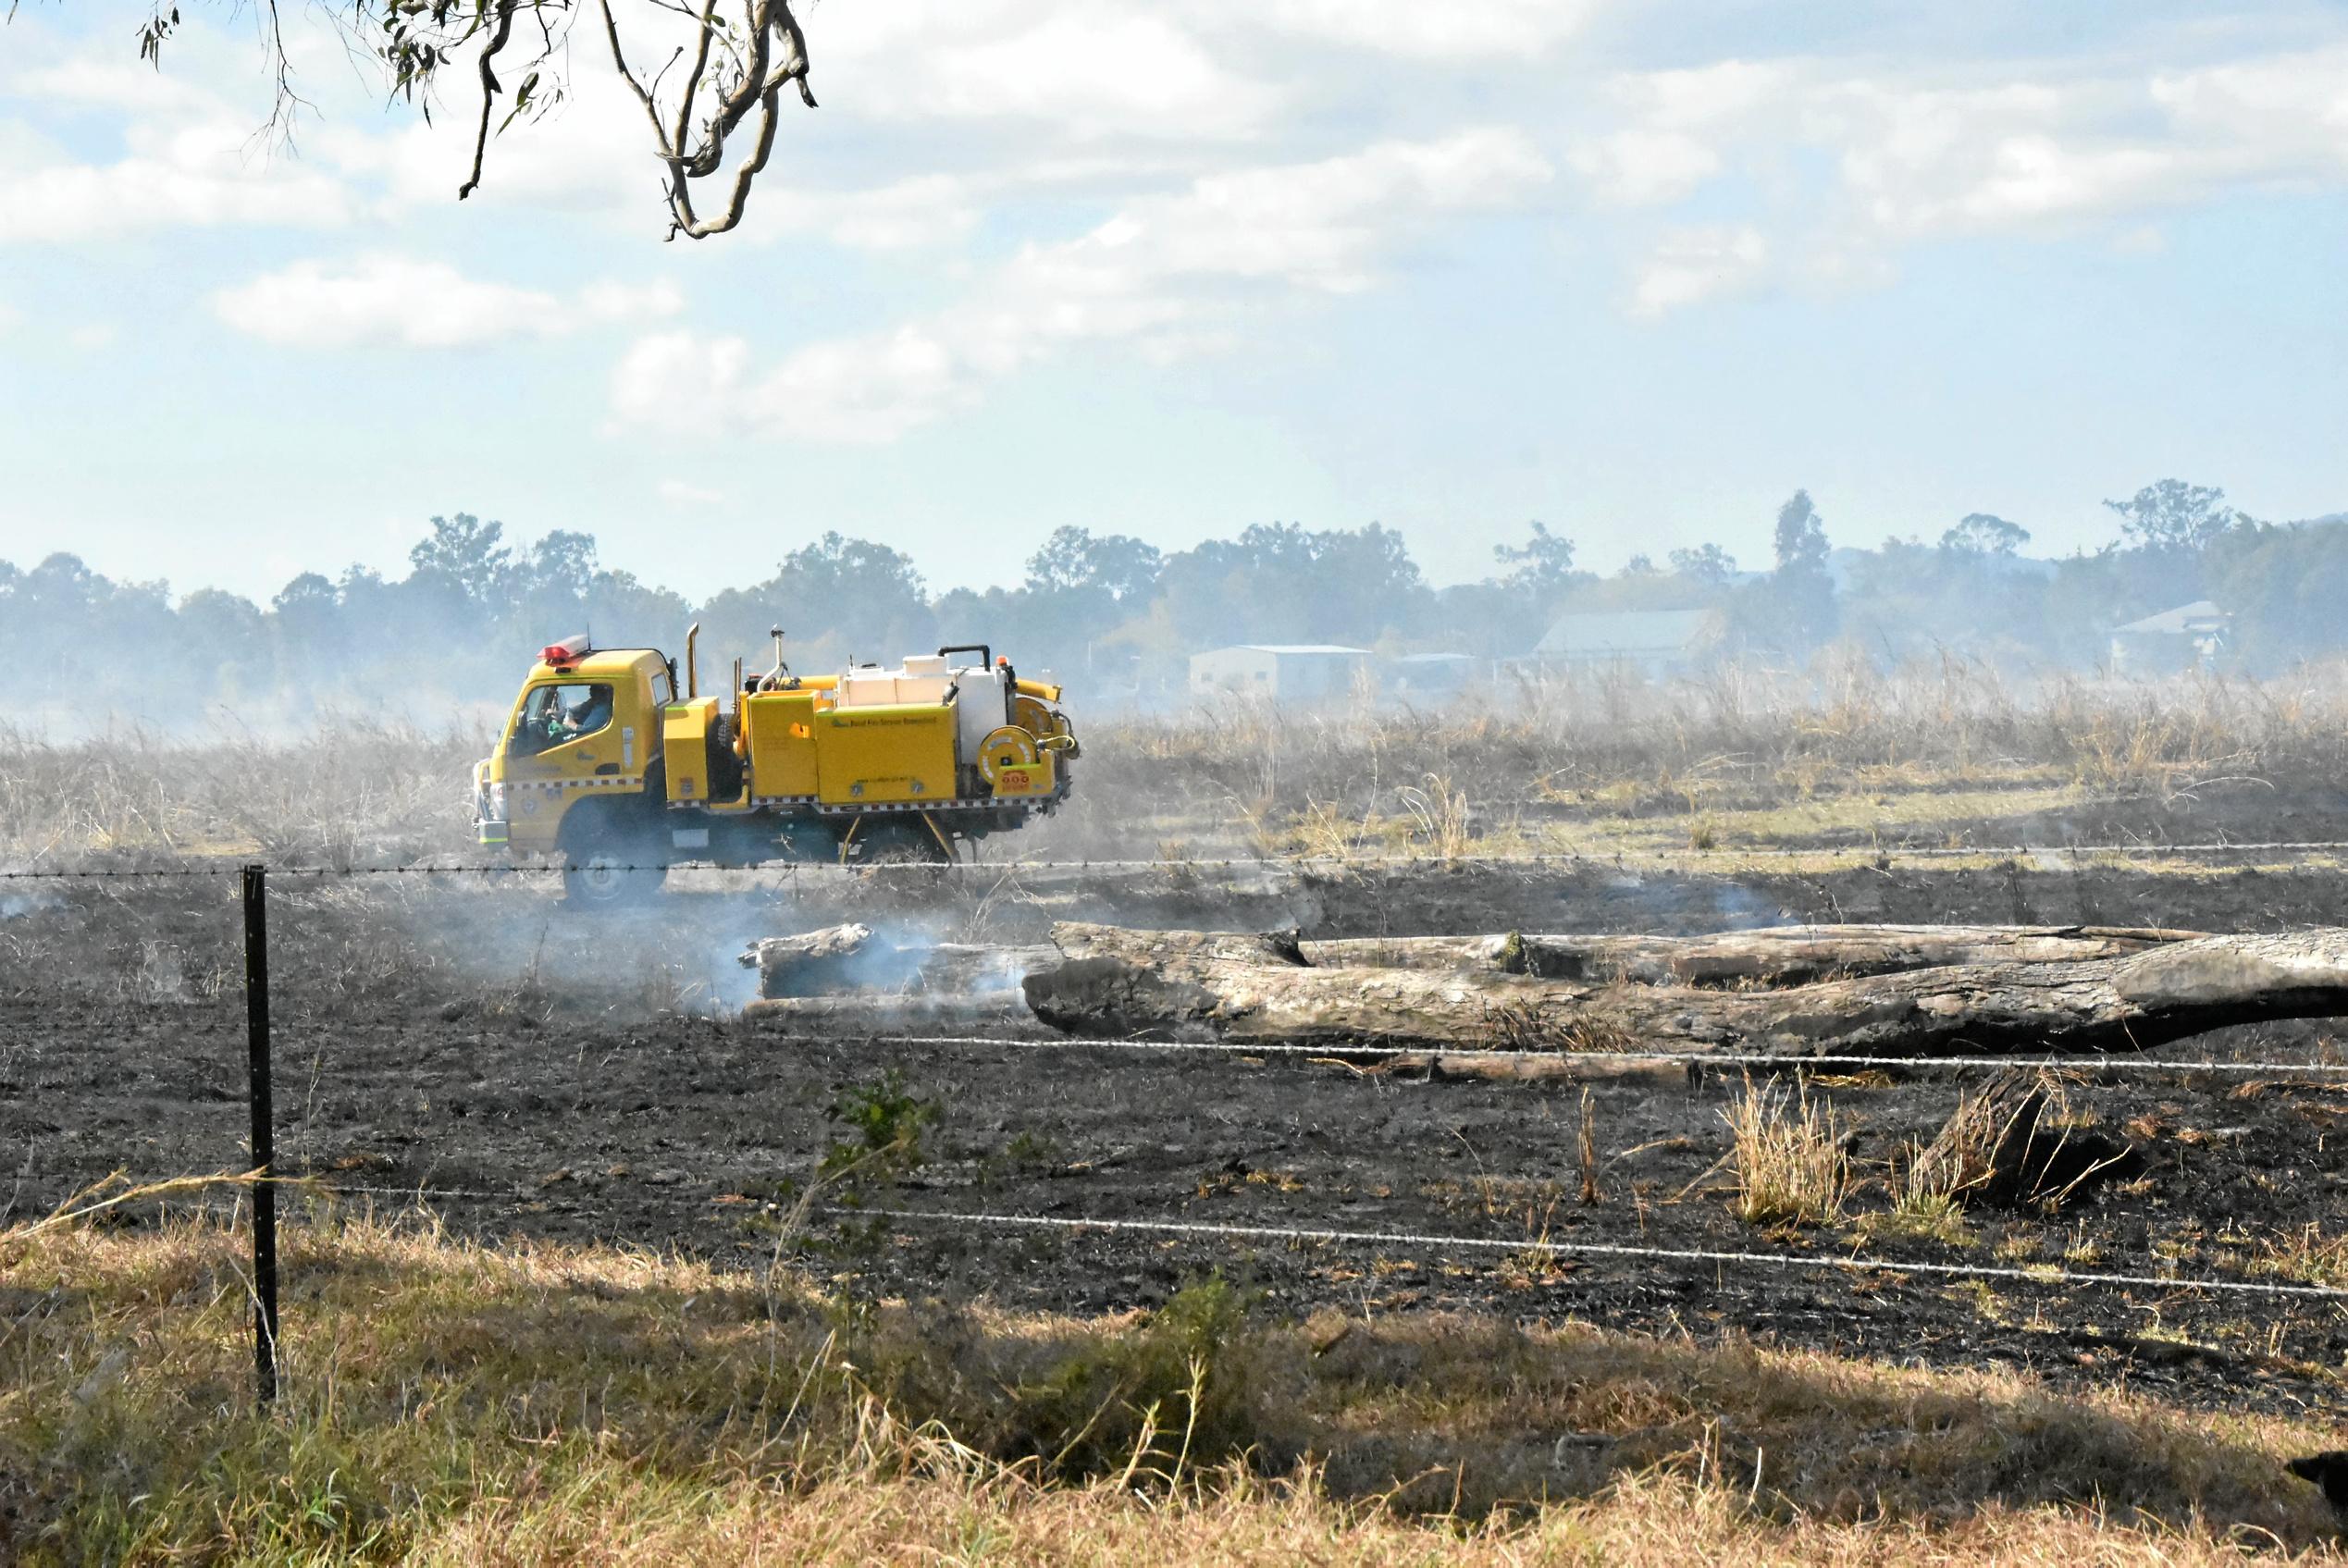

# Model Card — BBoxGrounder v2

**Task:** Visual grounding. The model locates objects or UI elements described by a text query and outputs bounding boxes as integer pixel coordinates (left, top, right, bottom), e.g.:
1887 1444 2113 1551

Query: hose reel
976 726 1042 785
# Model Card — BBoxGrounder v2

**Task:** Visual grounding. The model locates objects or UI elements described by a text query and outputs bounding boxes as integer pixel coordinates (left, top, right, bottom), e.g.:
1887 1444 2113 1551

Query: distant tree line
3 476 2341 725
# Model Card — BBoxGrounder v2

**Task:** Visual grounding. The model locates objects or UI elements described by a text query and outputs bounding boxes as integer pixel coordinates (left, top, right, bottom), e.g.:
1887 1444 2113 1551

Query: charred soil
6 857 2348 1421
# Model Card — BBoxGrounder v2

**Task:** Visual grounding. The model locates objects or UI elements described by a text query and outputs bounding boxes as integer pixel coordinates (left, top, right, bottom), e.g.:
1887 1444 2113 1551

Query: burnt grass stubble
6 855 2348 1419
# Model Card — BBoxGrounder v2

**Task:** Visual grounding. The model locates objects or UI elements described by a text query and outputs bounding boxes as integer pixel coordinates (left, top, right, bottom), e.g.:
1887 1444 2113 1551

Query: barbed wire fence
10 855 2348 1412
12 833 2348 882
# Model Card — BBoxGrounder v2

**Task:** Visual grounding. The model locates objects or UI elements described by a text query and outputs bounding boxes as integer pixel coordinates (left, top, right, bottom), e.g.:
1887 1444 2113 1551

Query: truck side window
513 683 615 755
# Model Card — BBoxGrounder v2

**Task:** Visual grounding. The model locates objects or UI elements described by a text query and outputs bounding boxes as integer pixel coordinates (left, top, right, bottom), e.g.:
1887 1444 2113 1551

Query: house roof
1534 610 1716 658
1213 644 1371 657
2112 600 2228 636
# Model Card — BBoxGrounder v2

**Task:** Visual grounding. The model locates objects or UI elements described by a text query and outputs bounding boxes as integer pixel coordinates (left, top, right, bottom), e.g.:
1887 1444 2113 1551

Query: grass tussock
1724 1075 1851 1228
5 1205 2341 1563
2220 1221 2348 1290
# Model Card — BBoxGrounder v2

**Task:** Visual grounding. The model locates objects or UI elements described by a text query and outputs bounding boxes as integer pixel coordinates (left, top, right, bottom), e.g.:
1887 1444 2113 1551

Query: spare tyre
706 712 746 801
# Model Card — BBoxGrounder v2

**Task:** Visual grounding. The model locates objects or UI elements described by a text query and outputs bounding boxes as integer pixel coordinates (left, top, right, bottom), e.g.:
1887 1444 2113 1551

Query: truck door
503 679 633 841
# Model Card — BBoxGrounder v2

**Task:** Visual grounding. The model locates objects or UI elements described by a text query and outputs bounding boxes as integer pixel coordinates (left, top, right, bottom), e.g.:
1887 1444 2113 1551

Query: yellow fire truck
472 625 1076 900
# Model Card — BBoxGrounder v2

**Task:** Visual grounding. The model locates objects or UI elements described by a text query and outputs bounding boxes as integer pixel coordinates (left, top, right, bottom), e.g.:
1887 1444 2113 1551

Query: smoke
1707 880 1787 931
354 870 1057 1020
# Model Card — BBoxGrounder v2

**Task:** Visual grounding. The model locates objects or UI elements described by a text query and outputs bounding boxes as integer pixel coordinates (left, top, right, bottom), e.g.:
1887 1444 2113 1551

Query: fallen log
909 943 1057 994
739 923 876 996
739 928 1053 1000
1297 924 2205 988
1025 920 2348 1058
737 921 2192 1002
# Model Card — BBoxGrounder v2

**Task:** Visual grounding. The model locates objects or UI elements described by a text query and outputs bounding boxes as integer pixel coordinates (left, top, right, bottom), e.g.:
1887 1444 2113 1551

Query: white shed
2109 601 2229 674
1189 645 1371 701
1527 610 1719 677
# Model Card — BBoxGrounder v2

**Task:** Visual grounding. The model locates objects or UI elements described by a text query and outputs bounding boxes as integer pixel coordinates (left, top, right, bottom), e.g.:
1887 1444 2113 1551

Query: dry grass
3 1204 2344 1563
1879 1142 1978 1245
1396 772 1474 861
2219 1222 2348 1289
0 720 483 868
14 661 2348 870
389 1470 2348 1566
1724 1075 1851 1228
1079 658 2348 863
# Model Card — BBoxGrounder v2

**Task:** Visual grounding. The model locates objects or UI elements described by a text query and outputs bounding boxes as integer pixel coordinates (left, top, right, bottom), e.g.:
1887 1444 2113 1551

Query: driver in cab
531 685 612 747
564 688 612 737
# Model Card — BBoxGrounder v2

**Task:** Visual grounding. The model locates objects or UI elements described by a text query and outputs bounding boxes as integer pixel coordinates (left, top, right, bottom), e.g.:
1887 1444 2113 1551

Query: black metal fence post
242 862 279 1407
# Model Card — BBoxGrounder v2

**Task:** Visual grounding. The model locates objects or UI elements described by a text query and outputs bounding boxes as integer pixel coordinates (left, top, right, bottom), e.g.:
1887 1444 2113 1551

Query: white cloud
0 300 18 335
823 1 1279 138
579 279 686 323
1627 225 1770 318
216 257 567 348
0 118 353 243
0 35 356 244
760 175 989 252
1571 130 1722 206
612 332 749 428
612 128 1551 443
1824 80 2193 239
658 479 730 505
1625 59 1798 130
68 322 120 351
1571 43 2348 312
6 55 222 115
214 256 686 350
1232 0 1605 61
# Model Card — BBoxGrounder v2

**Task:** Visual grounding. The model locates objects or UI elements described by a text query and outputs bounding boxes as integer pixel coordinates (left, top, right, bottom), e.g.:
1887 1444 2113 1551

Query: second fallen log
1023 921 2348 1058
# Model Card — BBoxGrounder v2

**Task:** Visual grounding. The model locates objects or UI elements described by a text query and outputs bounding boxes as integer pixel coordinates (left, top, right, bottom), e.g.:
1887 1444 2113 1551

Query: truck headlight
477 781 511 846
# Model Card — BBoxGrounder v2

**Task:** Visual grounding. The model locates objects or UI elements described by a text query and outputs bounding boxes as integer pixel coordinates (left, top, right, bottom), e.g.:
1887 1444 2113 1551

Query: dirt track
6 857 2348 1416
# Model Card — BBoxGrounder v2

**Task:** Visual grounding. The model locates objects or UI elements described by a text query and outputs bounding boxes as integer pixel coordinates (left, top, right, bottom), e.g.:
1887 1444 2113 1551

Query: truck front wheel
559 807 669 907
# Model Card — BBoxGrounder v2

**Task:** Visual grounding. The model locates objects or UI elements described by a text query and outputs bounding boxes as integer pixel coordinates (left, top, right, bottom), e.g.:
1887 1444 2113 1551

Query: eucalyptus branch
457 0 521 200
50 0 821 238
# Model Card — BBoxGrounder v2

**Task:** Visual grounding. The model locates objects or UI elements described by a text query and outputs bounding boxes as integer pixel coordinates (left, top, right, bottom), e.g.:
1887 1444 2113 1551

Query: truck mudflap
476 818 510 846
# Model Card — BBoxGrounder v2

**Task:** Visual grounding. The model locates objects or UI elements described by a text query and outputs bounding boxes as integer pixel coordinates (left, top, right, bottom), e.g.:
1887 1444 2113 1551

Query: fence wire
10 835 2348 881
748 1031 2348 1079
853 1204 2348 1303
274 1183 2348 1305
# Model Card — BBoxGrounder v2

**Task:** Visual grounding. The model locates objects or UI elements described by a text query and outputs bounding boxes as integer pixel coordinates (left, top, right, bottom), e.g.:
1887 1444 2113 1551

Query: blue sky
1 0 2343 604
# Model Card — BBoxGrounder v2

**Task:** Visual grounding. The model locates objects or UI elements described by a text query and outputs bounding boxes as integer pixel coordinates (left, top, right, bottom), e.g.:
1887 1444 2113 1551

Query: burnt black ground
5 856 2348 1419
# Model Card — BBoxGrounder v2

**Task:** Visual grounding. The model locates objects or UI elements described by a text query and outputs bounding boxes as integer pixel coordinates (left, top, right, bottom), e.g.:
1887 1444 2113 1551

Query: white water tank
948 664 1009 766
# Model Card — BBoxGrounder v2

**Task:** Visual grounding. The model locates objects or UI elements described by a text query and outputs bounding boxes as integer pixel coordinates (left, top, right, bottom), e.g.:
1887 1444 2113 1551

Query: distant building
1189 644 1370 701
1387 651 1479 698
2109 600 2229 674
1523 609 1720 678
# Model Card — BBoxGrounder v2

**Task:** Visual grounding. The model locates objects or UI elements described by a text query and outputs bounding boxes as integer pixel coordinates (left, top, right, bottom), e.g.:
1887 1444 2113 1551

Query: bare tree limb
598 0 681 157
670 0 722 159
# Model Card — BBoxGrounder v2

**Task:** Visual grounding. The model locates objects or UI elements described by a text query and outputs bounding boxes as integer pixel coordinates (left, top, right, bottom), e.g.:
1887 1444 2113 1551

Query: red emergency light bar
541 635 592 668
